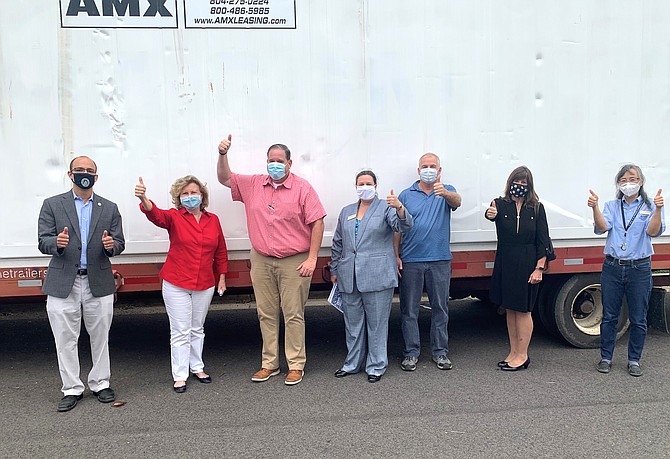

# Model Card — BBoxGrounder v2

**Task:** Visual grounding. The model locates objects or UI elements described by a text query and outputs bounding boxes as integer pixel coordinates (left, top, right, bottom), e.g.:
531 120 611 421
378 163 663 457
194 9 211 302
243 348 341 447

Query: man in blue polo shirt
394 152 461 371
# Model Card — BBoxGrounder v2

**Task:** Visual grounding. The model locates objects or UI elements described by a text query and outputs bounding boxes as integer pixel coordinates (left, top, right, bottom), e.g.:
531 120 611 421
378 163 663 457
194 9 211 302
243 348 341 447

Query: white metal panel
1 0 668 264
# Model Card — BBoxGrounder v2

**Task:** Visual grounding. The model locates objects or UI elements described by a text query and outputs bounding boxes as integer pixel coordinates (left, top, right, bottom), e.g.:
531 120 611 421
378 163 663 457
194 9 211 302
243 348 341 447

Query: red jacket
141 201 228 290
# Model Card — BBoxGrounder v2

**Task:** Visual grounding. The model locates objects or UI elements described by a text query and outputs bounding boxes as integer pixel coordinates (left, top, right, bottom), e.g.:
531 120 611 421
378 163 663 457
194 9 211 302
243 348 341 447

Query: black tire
553 273 629 348
535 277 561 338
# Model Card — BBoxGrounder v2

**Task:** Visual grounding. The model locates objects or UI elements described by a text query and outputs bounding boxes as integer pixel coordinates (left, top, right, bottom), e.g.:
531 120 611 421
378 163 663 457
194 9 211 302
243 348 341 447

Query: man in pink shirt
217 136 326 385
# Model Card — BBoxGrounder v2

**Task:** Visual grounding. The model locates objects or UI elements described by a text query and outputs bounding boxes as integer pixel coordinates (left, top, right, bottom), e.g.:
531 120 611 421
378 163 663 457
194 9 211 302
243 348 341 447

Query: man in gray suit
38 156 125 412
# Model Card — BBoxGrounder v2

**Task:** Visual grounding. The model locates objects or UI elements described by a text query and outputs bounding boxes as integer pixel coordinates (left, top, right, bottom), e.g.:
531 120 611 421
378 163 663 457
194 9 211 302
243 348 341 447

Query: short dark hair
355 170 377 185
267 144 291 161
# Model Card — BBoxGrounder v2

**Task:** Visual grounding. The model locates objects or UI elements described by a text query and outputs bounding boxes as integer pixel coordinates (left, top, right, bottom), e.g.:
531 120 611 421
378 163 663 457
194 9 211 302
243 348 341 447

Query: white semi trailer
1 0 669 347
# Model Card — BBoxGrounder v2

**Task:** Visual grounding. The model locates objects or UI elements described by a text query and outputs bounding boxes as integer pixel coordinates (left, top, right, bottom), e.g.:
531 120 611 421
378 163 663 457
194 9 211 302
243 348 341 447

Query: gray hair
615 164 650 206
419 152 440 167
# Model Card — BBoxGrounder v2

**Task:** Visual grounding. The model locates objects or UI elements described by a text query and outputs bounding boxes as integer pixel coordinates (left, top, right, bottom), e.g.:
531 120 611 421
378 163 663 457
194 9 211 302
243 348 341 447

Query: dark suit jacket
38 190 125 298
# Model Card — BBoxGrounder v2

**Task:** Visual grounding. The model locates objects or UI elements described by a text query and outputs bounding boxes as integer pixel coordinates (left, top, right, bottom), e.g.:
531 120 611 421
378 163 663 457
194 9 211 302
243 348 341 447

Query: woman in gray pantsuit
330 170 413 382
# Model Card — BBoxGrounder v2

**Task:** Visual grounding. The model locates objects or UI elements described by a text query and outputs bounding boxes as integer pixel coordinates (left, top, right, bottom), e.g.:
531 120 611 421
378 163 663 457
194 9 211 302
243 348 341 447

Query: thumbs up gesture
587 189 599 208
386 189 402 209
57 226 69 249
102 229 114 251
134 176 146 199
218 134 232 156
486 200 498 220
433 180 448 197
654 189 664 208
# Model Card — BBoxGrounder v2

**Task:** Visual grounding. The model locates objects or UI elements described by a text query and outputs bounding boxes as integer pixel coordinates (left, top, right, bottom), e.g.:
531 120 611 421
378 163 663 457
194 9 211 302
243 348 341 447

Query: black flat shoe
57 394 83 412
92 387 116 403
497 360 508 368
173 383 187 393
334 369 353 378
501 358 530 372
192 373 212 383
367 374 382 383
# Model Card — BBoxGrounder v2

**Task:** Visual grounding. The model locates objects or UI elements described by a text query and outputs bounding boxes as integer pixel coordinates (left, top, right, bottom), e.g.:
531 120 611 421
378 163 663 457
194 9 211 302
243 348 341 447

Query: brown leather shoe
284 369 303 386
251 368 280 382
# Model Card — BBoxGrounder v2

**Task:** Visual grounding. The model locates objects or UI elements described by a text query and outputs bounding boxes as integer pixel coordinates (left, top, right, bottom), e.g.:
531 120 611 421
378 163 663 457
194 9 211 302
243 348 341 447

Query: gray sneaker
628 363 642 377
401 356 418 371
432 355 453 370
596 360 611 374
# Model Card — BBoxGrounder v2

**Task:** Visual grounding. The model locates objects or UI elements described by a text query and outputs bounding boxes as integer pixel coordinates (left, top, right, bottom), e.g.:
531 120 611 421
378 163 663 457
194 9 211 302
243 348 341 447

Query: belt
77 269 88 276
605 255 650 266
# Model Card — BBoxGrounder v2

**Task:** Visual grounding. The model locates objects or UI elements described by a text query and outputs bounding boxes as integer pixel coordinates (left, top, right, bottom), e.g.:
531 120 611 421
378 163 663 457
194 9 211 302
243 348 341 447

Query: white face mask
619 182 641 197
356 185 376 201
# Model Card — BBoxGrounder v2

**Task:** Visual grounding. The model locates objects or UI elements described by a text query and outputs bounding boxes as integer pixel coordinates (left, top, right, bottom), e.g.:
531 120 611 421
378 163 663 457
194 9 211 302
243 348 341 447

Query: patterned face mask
618 182 640 197
509 183 529 198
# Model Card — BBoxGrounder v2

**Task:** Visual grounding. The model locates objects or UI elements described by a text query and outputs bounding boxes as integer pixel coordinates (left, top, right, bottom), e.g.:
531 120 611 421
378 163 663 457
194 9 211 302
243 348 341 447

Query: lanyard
619 199 643 250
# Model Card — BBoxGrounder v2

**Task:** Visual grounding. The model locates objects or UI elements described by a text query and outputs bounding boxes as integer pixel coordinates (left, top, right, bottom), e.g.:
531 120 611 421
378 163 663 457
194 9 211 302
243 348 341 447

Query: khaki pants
250 248 311 370
46 275 114 395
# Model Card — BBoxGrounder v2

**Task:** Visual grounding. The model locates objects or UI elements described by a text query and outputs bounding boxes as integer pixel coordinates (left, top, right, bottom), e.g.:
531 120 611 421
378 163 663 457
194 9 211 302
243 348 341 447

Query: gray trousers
340 285 394 376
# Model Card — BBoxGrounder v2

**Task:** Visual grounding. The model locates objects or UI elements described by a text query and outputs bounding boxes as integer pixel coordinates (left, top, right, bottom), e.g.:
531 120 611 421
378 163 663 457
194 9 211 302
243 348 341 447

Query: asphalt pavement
1 293 670 458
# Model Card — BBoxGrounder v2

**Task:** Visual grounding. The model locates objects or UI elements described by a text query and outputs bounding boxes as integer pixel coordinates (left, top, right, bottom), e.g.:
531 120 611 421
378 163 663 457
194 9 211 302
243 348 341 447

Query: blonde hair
170 175 209 210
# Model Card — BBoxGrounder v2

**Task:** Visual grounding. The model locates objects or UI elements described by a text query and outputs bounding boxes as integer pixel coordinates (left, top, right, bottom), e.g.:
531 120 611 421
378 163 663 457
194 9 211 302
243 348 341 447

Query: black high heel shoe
497 360 508 368
500 358 530 371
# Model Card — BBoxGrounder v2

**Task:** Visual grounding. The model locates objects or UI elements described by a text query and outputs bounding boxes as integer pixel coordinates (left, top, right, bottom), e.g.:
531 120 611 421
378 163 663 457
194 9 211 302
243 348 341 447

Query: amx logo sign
60 0 178 28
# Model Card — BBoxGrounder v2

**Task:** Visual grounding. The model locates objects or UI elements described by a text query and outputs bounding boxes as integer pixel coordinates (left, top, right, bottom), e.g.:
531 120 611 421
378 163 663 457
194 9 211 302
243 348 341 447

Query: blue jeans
600 258 652 363
399 260 452 357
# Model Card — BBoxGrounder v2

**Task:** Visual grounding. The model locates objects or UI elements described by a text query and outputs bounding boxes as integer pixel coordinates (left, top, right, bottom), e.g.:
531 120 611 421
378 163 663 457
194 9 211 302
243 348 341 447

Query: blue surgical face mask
267 162 286 181
180 195 202 211
419 168 438 185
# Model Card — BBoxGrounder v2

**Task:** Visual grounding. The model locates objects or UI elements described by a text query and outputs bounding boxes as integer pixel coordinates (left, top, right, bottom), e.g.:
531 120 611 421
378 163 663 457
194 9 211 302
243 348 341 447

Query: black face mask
509 183 529 198
72 173 95 190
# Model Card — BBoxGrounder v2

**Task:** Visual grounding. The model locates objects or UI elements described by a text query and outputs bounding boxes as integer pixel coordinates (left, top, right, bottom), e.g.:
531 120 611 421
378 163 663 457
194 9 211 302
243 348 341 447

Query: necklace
619 199 643 251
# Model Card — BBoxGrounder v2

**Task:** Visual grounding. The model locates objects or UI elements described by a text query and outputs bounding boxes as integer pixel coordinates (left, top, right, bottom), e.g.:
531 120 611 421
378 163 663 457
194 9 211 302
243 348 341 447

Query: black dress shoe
58 394 83 412
497 360 508 368
334 369 353 378
367 374 382 383
192 373 212 383
173 383 187 393
92 387 116 403
501 358 530 372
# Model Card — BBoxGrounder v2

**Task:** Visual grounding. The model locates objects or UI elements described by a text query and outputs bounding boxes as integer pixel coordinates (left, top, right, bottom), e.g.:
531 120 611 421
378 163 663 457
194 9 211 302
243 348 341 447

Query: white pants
162 281 214 381
46 275 114 396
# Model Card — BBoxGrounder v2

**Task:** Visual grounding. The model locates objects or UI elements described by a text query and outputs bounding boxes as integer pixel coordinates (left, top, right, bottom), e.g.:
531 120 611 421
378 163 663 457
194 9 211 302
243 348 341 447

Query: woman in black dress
485 166 552 371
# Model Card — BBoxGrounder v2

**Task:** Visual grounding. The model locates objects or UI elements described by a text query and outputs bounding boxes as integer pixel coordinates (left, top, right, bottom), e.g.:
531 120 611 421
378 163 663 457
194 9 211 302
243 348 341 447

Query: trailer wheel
553 274 629 348
536 277 561 338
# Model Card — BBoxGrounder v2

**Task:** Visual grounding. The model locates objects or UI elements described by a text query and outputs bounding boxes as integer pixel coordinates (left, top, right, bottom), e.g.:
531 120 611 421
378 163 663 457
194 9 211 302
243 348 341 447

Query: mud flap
648 287 670 333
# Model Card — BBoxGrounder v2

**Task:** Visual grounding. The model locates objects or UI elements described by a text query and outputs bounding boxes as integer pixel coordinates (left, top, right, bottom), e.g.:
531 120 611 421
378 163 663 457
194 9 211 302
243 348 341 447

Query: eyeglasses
71 167 97 174
617 178 640 184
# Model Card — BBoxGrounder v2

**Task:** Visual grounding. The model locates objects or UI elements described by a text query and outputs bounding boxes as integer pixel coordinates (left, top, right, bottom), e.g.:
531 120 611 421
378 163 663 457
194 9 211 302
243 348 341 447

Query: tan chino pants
250 248 311 371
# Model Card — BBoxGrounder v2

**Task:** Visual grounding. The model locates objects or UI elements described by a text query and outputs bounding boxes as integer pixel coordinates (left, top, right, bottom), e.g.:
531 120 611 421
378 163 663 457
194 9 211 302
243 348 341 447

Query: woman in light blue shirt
587 164 665 377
